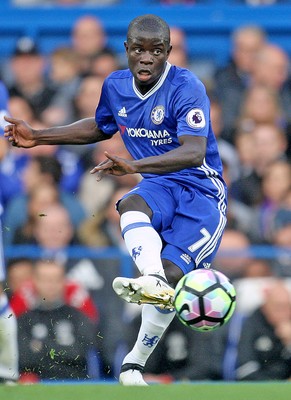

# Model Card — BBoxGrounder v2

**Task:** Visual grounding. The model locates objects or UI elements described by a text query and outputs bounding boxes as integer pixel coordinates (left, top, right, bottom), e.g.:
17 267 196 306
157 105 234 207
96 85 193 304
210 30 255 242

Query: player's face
125 29 171 93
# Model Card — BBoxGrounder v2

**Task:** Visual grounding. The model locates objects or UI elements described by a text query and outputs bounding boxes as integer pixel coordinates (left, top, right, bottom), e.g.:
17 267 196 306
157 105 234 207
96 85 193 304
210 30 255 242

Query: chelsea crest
151 105 165 125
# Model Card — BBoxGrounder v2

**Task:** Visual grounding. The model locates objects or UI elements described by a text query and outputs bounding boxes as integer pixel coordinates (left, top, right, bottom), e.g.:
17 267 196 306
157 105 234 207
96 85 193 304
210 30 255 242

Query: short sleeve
174 76 210 138
95 78 118 136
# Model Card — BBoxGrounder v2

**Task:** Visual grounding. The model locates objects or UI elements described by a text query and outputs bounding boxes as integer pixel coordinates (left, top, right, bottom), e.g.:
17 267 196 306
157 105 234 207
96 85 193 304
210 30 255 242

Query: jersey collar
132 62 172 100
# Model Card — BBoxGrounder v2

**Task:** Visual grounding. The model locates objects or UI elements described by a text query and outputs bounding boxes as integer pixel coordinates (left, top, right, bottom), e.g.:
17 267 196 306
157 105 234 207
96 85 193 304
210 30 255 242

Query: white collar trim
133 62 172 100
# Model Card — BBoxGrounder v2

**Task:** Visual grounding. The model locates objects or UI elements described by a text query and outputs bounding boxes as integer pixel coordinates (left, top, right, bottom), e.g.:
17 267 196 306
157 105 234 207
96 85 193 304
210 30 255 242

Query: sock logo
142 334 159 348
132 246 142 260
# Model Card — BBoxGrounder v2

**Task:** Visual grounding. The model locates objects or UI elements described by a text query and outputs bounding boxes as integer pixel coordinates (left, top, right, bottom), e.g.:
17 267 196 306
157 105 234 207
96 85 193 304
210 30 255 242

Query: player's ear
166 45 172 58
124 41 129 54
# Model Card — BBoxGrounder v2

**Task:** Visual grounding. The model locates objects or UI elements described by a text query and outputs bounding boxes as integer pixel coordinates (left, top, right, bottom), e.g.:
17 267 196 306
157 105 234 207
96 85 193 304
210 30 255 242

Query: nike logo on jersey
118 107 127 117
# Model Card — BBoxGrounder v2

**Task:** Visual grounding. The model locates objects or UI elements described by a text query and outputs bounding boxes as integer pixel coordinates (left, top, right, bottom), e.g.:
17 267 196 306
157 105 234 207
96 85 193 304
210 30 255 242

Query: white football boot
119 363 148 386
112 274 174 310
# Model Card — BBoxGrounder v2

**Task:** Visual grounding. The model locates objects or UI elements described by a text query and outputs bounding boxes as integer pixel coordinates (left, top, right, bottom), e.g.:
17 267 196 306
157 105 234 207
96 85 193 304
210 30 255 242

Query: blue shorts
120 175 227 275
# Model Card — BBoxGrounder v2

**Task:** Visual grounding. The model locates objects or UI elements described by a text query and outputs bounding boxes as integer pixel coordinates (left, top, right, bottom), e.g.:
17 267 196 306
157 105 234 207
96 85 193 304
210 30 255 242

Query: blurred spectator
236 83 286 135
231 123 288 207
210 97 240 183
42 47 82 126
206 264 277 382
168 27 189 69
6 258 34 295
222 160 254 238
9 96 46 130
26 202 78 254
90 49 121 81
78 134 140 215
272 224 291 274
21 203 100 294
12 182 60 245
10 259 98 323
236 279 291 380
72 75 103 121
3 155 86 246
17 259 100 382
63 75 104 160
0 144 84 208
214 228 251 279
250 44 291 127
7 37 57 122
243 258 274 278
28 146 85 193
78 185 132 250
248 160 291 244
213 25 267 142
271 199 291 276
71 15 114 77
233 129 256 178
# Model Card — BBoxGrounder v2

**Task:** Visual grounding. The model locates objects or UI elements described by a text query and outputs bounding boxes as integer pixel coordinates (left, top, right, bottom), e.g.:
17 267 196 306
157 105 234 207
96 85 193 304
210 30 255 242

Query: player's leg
0 239 19 383
118 182 227 385
119 259 183 385
0 283 18 383
112 185 181 384
0 218 19 383
113 192 175 309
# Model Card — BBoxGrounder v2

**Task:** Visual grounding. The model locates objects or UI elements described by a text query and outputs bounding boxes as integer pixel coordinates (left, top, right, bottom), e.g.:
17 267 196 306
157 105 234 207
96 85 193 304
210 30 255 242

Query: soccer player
4 14 227 385
0 80 19 383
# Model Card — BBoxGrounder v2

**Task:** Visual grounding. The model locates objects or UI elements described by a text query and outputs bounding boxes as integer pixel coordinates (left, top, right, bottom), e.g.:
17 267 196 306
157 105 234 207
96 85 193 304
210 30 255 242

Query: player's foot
112 274 174 310
119 363 148 386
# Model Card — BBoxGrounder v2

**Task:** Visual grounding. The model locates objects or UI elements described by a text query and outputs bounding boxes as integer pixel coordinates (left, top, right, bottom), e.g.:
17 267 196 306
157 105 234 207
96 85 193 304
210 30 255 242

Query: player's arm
91 135 206 179
132 135 206 173
4 116 112 148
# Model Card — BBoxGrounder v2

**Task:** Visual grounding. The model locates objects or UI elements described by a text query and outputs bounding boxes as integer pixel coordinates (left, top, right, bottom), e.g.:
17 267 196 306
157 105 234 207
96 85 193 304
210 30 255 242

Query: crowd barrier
1 4 291 67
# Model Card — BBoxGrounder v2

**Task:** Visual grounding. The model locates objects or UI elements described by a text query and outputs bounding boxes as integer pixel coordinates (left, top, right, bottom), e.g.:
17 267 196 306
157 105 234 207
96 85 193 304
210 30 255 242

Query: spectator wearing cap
8 37 57 122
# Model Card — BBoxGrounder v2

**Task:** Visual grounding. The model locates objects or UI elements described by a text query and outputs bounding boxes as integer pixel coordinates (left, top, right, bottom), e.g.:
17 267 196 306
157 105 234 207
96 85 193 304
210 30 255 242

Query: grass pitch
1 381 291 400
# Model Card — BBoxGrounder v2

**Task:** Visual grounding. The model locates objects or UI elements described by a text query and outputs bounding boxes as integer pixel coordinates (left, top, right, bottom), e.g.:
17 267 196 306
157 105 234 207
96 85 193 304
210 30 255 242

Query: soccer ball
174 268 236 332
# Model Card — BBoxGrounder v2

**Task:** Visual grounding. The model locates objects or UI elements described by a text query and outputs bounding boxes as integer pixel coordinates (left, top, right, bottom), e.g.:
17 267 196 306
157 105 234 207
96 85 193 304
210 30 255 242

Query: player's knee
162 260 184 287
117 194 152 218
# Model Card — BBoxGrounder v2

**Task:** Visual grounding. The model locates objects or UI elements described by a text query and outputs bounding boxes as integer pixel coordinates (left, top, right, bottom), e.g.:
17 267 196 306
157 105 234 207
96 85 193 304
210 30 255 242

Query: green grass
1 381 291 400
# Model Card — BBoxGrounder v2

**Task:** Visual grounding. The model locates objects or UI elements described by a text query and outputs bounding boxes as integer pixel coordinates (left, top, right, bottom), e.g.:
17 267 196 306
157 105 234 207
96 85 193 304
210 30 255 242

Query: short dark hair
33 155 62 185
127 14 170 46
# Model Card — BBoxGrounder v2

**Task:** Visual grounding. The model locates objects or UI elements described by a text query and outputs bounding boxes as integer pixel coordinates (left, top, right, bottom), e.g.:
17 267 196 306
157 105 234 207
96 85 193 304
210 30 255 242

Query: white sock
123 304 175 367
0 293 19 380
120 211 166 279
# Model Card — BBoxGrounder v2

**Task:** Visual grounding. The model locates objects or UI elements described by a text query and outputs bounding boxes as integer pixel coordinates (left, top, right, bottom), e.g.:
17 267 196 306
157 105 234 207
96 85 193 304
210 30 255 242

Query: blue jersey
96 63 224 187
95 64 227 271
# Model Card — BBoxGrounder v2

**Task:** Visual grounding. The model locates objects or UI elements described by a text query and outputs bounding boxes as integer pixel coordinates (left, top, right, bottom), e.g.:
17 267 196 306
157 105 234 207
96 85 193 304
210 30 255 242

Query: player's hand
90 151 137 181
4 115 36 148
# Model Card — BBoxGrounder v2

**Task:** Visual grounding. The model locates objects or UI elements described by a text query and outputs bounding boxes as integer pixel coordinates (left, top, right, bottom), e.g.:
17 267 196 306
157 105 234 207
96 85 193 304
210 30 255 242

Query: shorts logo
186 108 206 129
180 253 192 265
151 105 165 125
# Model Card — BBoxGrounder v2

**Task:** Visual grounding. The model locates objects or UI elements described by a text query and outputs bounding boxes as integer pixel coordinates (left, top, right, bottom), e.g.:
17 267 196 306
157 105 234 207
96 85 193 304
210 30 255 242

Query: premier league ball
174 268 236 332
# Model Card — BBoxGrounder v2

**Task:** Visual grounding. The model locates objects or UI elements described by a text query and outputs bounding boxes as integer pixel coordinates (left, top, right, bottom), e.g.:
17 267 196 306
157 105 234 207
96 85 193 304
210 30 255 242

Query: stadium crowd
0 6 291 384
